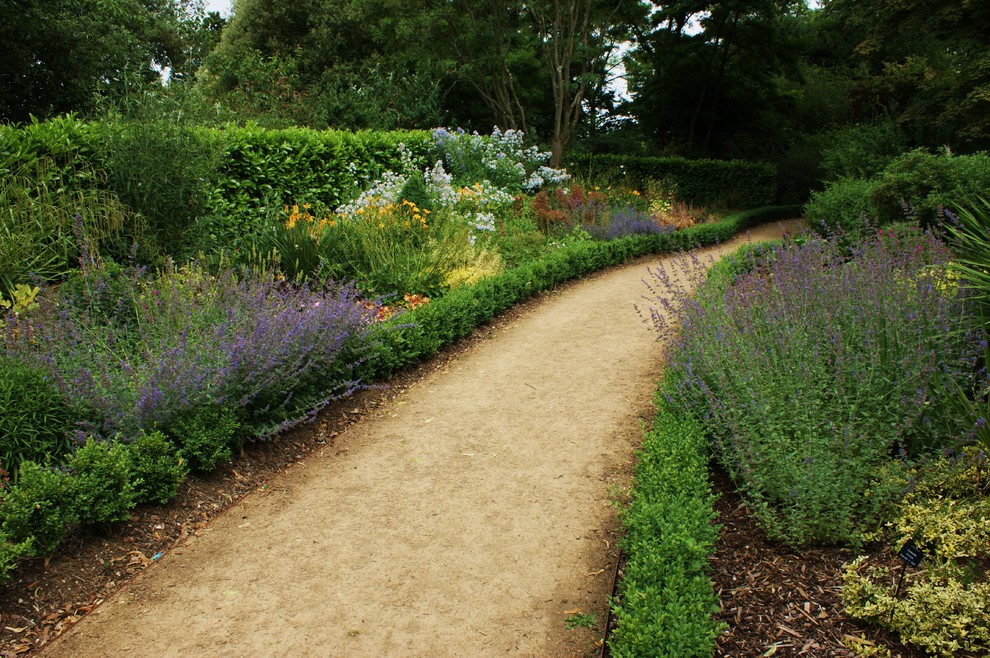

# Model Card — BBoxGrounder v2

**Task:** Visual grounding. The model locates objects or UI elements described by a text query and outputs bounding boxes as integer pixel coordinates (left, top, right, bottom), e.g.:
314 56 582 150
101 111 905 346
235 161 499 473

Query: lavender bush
647 225 986 545
4 260 379 442
585 207 674 241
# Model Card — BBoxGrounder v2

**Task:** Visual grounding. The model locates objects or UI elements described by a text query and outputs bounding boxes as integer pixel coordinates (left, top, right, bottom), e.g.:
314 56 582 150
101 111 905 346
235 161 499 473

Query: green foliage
128 430 188 506
0 0 211 123
0 357 73 476
820 120 907 180
566 154 776 208
803 177 875 237
203 126 432 254
0 531 31 584
68 438 136 527
98 89 221 261
168 406 240 473
608 390 723 658
946 197 990 315
656 228 980 545
0 462 77 557
0 158 139 293
869 150 990 230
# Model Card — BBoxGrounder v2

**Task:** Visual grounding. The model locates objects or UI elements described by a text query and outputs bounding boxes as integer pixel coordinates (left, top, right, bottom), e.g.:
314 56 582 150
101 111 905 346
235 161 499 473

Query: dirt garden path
41 221 798 658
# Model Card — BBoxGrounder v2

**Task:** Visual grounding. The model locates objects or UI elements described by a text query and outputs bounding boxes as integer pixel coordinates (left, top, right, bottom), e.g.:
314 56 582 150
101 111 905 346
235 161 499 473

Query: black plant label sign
898 539 925 568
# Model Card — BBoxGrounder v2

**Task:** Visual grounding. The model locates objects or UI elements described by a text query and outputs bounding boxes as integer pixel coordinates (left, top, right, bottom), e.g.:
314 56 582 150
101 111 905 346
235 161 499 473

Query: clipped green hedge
204 125 432 218
567 153 777 209
608 390 723 657
1 118 433 256
361 206 800 380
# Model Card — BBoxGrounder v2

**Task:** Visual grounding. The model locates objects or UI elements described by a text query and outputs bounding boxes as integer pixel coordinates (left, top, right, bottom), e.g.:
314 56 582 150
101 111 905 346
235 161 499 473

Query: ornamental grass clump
3 257 379 443
649 225 985 545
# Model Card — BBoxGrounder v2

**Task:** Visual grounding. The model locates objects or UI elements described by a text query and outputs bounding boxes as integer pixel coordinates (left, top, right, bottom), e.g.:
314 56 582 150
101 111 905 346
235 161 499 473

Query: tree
624 0 807 158
0 0 211 123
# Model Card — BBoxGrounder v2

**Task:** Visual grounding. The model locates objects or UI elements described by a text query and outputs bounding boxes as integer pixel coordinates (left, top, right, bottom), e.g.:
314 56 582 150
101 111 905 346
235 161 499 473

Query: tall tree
0 0 210 122
624 0 807 158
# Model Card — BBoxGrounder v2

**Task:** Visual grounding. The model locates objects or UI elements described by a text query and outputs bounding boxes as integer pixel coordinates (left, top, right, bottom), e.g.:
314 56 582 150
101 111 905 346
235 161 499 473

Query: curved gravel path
42 221 798 658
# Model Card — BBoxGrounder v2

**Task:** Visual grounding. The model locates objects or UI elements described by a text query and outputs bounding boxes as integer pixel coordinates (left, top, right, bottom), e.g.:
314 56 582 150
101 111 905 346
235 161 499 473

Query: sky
205 0 232 18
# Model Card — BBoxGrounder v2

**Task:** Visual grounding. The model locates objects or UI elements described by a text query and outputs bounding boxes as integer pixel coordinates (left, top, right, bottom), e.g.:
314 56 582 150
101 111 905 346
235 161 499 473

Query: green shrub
841 448 990 657
803 177 876 237
0 461 77 557
0 531 31 583
870 149 990 230
68 438 135 527
0 356 73 475
651 228 980 545
129 430 188 506
169 406 240 472
820 119 907 180
608 391 723 658
98 91 221 262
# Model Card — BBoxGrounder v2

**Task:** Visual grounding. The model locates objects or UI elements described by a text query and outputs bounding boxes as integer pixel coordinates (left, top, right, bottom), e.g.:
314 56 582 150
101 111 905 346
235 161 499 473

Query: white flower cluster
424 161 459 207
335 169 407 217
523 166 572 192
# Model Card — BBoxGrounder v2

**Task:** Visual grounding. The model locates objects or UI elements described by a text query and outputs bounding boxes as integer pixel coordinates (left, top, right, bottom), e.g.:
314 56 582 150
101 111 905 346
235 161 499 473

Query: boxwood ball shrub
68 437 136 527
128 430 188 505
0 461 78 557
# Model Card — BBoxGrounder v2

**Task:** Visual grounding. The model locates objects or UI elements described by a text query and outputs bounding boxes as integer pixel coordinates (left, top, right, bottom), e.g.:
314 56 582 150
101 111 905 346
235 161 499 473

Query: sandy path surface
42 222 797 658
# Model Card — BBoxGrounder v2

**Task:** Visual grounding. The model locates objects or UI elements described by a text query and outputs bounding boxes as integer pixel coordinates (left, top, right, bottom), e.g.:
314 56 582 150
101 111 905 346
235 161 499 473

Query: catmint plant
4 261 380 441
647 226 986 545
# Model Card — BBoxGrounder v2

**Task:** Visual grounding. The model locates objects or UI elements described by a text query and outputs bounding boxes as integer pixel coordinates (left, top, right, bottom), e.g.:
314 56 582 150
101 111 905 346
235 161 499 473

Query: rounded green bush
68 438 136 527
0 461 77 557
129 430 189 505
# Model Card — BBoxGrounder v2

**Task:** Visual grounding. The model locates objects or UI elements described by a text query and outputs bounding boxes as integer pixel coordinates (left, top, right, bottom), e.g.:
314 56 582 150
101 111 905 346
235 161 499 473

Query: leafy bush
168 406 240 473
68 438 135 527
802 177 876 237
870 150 990 230
129 430 188 505
820 119 907 180
98 90 220 261
0 158 139 293
0 461 77 557
842 449 990 657
946 196 990 309
274 198 470 297
0 356 73 476
649 227 984 545
0 531 30 583
608 391 723 657
204 126 433 253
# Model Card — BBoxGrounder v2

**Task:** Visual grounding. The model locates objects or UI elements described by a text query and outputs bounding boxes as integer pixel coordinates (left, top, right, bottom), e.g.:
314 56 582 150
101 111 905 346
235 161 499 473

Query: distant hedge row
567 153 777 209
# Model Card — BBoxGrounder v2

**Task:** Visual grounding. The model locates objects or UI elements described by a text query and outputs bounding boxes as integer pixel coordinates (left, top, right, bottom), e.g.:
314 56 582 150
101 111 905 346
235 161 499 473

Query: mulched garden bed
710 466 924 658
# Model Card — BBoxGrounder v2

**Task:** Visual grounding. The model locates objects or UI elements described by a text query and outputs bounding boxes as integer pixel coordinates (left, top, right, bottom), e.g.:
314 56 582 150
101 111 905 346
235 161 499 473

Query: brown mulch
710 466 925 658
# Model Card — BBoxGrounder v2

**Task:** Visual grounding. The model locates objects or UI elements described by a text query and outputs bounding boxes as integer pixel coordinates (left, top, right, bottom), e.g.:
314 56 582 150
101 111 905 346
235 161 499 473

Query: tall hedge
567 153 777 209
0 118 432 218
